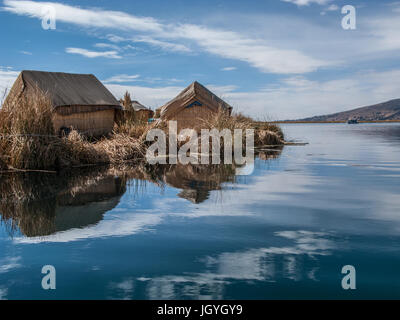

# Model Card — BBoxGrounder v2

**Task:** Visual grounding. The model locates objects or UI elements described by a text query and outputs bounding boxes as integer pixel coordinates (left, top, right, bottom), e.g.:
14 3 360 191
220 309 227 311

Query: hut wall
136 109 154 122
119 109 154 124
168 104 215 131
52 109 115 136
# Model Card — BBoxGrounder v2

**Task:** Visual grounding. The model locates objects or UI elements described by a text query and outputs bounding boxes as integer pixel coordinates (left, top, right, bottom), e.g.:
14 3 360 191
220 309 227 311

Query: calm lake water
1 123 400 300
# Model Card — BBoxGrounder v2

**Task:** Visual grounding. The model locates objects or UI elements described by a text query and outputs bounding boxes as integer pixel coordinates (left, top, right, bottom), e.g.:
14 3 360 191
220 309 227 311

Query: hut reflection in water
0 147 282 237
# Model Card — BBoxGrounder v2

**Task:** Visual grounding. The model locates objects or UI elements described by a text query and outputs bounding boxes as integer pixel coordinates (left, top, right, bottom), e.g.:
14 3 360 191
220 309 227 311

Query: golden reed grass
0 88 146 170
201 108 285 146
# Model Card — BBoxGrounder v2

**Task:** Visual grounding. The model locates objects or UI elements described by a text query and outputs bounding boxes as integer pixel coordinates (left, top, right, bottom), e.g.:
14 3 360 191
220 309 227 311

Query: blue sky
0 0 400 119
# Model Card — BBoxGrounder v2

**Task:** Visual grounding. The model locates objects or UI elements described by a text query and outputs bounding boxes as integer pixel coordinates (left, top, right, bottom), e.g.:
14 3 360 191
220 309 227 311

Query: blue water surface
0 123 400 299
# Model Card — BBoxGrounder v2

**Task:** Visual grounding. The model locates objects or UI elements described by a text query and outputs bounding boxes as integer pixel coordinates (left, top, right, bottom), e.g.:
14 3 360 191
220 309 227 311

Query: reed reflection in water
0 148 282 238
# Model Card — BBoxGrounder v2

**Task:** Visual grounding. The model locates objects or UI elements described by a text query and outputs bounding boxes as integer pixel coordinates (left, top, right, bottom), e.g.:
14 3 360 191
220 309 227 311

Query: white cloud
94 43 121 51
132 36 192 53
19 50 32 55
103 74 141 84
106 34 126 43
281 76 315 88
2 0 329 74
2 0 163 32
106 83 184 108
173 24 329 74
282 0 332 6
3 0 400 75
320 4 339 15
65 47 121 59
326 4 339 11
366 9 400 51
225 70 400 119
221 67 237 71
0 67 19 96
105 35 192 53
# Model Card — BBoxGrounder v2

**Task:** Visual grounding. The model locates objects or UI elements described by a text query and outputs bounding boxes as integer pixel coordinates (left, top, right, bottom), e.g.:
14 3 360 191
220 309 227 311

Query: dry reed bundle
253 121 285 145
201 108 284 146
114 120 149 139
0 87 61 169
201 109 253 131
93 133 146 164
61 130 109 167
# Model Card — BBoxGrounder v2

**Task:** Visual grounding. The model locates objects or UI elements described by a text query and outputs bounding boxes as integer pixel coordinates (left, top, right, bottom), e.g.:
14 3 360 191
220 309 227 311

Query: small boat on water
348 118 359 124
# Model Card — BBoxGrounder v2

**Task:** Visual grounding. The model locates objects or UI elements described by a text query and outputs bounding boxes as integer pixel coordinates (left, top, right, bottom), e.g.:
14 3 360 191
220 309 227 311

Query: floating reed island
0 71 284 171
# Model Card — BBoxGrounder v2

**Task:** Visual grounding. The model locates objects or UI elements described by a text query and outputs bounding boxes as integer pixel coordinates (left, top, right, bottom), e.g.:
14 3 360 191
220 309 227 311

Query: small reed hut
131 100 154 121
119 91 154 123
5 70 122 136
158 81 233 130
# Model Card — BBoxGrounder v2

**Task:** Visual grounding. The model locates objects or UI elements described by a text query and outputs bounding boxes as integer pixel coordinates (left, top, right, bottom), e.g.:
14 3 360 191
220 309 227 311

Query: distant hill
299 99 400 122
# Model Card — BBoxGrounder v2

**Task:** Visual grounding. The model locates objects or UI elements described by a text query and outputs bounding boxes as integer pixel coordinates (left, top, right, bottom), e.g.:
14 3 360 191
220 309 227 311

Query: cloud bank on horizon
0 0 400 119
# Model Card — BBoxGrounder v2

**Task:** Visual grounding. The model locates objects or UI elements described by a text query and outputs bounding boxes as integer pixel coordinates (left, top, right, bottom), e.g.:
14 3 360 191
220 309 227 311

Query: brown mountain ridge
299 99 400 122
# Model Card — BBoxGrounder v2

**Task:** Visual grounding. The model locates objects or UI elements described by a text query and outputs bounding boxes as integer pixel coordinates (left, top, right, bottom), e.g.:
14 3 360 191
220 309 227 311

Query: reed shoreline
0 90 285 172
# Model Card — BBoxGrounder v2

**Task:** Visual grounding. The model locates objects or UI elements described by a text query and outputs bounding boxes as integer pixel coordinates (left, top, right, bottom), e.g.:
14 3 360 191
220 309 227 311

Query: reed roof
131 100 150 112
8 70 121 110
159 81 233 119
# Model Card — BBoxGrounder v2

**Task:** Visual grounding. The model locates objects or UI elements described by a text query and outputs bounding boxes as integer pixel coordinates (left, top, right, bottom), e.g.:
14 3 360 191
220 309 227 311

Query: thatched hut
5 70 122 136
119 91 154 123
131 100 154 121
158 81 233 130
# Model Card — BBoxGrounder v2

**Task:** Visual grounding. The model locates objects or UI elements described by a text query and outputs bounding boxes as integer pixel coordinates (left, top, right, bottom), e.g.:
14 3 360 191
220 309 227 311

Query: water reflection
142 231 336 300
348 123 400 143
0 168 126 237
2 125 400 299
163 164 236 203
0 148 282 238
110 230 337 300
